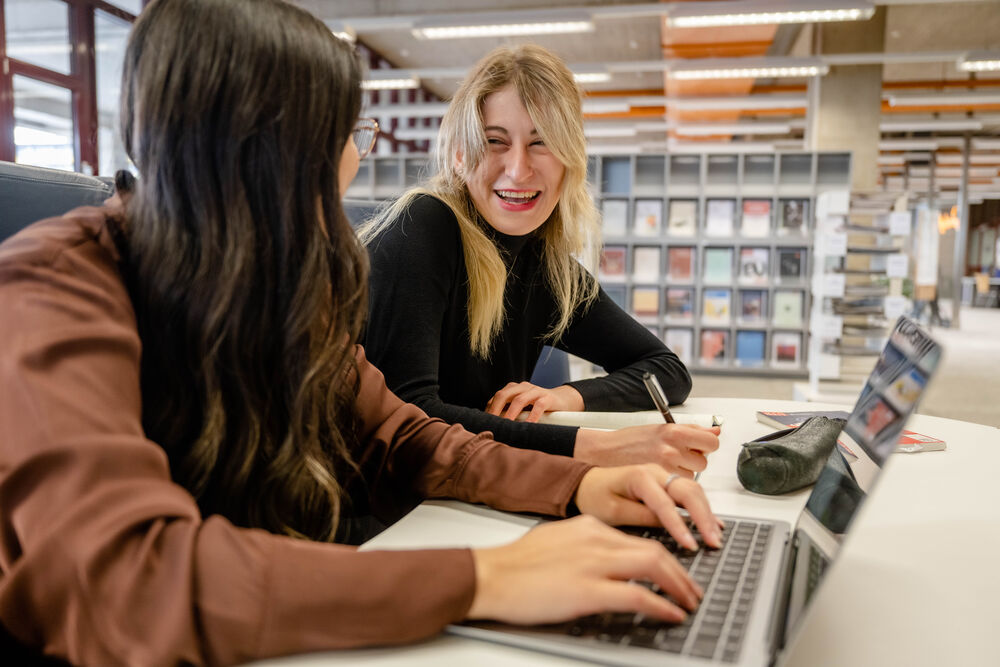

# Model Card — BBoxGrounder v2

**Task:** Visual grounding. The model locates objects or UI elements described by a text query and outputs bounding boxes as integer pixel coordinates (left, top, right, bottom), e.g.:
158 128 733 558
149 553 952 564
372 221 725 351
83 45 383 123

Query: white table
252 398 1000 667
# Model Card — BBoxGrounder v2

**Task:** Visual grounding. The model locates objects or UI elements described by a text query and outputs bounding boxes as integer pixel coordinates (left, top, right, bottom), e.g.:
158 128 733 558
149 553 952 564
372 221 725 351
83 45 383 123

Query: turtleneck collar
477 215 538 266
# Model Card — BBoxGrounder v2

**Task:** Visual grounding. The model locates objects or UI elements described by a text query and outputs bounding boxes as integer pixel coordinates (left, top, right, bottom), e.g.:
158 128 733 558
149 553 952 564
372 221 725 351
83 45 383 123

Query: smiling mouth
495 190 540 204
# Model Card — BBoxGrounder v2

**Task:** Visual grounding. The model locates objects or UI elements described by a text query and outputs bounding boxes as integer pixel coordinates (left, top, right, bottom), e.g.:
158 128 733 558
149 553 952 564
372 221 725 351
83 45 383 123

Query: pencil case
736 416 846 495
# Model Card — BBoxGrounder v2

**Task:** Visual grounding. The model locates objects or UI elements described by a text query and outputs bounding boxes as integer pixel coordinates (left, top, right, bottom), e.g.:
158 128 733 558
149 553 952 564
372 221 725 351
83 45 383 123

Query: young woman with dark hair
0 1 720 664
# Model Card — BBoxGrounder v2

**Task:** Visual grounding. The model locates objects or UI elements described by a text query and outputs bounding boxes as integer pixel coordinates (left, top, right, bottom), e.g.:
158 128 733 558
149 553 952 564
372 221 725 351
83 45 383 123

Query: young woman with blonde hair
0 2 722 663
362 45 719 472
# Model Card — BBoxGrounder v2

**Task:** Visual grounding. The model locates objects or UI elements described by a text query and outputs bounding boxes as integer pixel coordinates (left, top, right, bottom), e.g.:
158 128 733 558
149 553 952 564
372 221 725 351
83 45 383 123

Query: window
1 0 143 174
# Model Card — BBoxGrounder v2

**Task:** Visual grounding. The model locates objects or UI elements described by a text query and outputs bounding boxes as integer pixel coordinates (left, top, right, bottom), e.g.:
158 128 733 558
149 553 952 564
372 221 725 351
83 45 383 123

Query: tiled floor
691 305 1000 429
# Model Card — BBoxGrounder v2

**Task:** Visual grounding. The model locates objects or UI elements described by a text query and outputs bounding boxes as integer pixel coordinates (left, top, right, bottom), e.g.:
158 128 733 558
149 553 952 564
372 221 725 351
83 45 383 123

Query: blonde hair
359 44 600 358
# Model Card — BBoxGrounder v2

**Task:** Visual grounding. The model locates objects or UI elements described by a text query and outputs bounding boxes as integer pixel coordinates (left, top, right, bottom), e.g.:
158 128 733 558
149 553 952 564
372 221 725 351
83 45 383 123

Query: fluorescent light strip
583 126 638 138
582 100 630 114
886 92 1000 107
361 78 419 90
574 72 611 84
669 8 870 28
675 122 791 136
671 65 826 80
880 119 983 132
414 20 593 39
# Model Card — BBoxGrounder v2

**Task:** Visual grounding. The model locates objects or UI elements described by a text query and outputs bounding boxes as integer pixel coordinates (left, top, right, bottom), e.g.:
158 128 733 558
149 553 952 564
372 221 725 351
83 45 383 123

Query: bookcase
345 151 852 378
591 151 851 377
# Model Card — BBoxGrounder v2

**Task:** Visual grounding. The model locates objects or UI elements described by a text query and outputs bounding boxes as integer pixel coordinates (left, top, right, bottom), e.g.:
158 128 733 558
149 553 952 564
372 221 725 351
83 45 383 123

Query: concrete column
807 9 886 191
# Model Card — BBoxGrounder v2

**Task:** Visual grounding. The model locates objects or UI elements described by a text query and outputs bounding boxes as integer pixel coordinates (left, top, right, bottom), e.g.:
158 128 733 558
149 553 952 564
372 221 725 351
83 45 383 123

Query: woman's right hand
573 423 721 476
466 515 701 625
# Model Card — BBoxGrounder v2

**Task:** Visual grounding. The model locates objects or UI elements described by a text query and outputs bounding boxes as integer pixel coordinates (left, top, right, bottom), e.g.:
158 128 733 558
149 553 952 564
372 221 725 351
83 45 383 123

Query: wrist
551 384 585 411
573 428 606 461
467 546 501 620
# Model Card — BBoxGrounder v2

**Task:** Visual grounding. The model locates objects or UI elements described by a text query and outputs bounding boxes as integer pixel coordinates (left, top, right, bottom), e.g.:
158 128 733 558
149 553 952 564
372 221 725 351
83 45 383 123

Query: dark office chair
529 345 571 388
0 161 112 244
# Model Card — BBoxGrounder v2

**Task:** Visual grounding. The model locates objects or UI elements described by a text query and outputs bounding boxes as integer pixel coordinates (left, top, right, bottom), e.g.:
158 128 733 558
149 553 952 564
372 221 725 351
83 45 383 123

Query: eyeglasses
352 117 379 159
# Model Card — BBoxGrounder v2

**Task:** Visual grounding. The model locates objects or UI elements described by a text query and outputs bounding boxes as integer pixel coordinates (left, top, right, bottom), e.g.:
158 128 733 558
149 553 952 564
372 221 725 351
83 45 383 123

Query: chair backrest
0 161 112 244
529 345 571 388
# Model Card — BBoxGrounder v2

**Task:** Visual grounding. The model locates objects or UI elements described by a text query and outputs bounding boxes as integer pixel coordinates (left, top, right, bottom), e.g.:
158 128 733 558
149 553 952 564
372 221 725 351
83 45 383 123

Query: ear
453 150 465 178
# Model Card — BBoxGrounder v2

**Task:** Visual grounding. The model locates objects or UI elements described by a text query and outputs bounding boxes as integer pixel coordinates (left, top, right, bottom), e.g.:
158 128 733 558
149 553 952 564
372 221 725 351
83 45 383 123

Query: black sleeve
560 280 692 410
364 196 578 457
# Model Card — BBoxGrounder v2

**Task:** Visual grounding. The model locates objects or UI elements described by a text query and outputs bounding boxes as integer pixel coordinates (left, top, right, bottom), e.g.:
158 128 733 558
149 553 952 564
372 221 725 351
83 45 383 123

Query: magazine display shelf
345 151 852 378
590 151 852 378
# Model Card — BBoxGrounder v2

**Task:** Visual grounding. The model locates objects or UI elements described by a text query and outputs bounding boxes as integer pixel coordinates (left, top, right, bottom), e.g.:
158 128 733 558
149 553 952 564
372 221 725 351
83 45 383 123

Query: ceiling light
674 122 792 136
412 12 593 39
667 1 874 28
878 140 939 151
394 127 439 141
574 72 612 84
670 57 828 80
958 51 1000 72
886 91 1000 107
670 94 807 110
665 139 802 153
973 138 1000 150
583 125 638 138
582 100 630 114
362 77 420 90
880 119 984 132
936 154 1000 165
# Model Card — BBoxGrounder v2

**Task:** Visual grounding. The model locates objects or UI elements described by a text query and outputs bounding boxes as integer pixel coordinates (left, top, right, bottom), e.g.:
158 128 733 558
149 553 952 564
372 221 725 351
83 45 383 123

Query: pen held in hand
642 372 703 481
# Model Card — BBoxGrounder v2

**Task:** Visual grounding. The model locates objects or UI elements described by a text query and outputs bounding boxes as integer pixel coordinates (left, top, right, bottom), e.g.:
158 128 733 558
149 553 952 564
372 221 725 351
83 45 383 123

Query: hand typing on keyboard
466 464 723 627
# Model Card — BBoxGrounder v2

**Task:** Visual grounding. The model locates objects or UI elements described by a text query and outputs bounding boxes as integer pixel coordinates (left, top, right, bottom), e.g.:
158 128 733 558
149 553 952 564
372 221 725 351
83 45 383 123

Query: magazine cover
664 328 693 366
667 200 697 237
631 286 660 317
741 200 771 237
777 248 805 283
601 199 628 237
631 246 661 282
702 288 731 324
739 289 767 322
703 247 733 283
771 331 802 367
665 288 694 321
735 330 766 367
598 245 626 280
667 246 694 282
699 329 729 366
779 199 808 236
773 290 803 327
705 199 736 237
739 247 770 285
634 199 663 237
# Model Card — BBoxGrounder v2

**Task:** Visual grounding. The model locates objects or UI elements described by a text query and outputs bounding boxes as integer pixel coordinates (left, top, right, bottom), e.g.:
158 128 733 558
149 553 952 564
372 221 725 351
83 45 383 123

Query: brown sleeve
350 346 593 520
0 213 588 666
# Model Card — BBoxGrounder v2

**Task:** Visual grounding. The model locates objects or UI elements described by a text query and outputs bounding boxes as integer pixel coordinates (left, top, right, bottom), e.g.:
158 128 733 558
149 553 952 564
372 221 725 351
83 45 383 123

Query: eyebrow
484 125 539 136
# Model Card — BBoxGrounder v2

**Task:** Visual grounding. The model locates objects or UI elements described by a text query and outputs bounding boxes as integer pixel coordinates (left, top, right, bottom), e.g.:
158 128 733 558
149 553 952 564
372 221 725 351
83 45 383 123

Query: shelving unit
590 151 852 378
346 151 852 378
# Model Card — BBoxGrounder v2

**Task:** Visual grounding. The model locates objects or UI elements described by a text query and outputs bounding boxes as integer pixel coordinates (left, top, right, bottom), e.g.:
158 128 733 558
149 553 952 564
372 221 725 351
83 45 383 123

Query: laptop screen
782 316 941 641
804 316 942 537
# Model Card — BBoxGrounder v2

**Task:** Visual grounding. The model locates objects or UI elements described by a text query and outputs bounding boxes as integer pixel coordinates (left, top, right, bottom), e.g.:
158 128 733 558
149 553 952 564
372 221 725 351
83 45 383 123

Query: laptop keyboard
562 519 772 663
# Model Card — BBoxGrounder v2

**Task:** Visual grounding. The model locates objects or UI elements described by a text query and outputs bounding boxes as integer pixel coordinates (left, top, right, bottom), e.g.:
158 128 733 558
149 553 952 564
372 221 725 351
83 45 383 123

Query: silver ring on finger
663 473 681 492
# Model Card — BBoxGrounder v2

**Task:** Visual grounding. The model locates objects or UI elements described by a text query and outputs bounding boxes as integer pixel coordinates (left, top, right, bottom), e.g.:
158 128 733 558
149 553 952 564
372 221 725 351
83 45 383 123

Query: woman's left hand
574 464 723 550
485 382 584 422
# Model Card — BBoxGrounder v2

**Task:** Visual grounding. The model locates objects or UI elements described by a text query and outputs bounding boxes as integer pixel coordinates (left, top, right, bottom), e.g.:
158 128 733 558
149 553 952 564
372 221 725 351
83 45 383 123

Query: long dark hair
117 0 368 541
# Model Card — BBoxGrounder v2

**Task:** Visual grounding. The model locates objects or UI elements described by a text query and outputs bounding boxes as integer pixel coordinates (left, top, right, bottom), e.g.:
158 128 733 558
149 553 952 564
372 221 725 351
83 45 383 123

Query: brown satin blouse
0 207 592 666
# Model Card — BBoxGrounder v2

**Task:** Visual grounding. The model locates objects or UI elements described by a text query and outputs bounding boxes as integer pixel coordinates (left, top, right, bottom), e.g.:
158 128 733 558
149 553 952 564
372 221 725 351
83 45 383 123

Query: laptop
448 315 942 666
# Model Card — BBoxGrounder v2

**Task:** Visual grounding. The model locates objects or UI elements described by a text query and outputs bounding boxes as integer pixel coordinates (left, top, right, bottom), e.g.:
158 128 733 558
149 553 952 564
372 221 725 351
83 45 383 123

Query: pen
642 372 703 481
642 371 675 424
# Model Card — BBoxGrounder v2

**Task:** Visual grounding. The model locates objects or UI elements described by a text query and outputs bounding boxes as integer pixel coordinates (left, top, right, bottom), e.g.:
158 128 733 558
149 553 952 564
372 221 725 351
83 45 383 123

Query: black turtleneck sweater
364 194 692 457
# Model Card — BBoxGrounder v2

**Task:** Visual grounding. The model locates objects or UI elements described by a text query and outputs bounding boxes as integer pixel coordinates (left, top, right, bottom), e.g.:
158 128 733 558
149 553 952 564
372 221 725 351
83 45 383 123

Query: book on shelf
738 247 770 285
631 246 661 282
701 288 731 324
665 288 694 321
771 331 802 367
664 328 693 366
631 286 660 317
755 410 946 453
598 245 626 280
735 330 766 368
777 248 806 283
773 290 803 327
739 289 768 323
601 199 628 236
634 199 663 237
778 199 808 236
705 199 736 237
604 284 627 310
741 200 772 237
703 247 733 283
667 246 694 282
699 329 728 366
667 200 697 237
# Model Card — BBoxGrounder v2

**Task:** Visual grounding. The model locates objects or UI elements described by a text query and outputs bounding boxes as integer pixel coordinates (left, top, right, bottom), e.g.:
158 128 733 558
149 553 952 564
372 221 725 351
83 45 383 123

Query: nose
505 144 533 183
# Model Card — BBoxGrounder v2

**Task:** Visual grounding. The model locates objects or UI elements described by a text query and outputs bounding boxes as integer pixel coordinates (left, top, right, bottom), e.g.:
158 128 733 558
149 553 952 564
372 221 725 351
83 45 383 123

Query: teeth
496 190 539 200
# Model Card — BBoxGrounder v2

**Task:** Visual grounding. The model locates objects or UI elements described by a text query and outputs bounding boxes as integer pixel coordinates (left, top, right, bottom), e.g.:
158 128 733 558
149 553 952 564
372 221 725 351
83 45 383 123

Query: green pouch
736 416 846 495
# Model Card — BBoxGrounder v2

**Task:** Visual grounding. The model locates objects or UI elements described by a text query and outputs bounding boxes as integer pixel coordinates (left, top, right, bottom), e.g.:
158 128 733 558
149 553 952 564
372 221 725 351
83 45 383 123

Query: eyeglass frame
352 117 379 159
